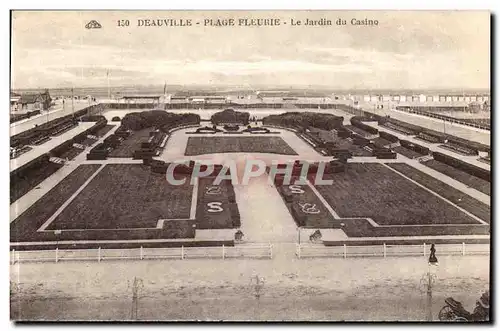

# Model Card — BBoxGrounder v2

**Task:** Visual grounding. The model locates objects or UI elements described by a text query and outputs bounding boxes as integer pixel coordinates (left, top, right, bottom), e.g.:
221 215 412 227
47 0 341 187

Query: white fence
295 243 490 259
10 244 273 264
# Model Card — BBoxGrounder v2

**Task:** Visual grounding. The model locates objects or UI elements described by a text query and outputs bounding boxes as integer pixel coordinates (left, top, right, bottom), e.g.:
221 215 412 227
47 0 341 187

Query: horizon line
11 84 491 93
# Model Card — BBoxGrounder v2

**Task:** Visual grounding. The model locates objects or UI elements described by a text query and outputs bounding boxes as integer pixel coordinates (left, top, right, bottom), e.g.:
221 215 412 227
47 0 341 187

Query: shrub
111 116 121 121
211 109 250 125
432 152 490 181
121 110 200 131
262 112 343 131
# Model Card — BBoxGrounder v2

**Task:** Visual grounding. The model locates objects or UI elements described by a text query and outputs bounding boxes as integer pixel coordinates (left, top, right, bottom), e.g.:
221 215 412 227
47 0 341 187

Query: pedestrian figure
235 230 244 242
429 243 438 265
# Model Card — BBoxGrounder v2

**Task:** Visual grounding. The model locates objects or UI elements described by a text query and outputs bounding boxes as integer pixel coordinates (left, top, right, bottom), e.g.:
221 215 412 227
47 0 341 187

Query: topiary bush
121 110 200 131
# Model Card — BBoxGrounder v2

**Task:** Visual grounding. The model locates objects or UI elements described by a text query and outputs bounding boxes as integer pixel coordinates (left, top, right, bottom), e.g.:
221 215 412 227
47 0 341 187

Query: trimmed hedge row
399 139 430 155
50 117 107 158
379 131 399 143
330 149 353 159
350 117 378 135
442 142 478 156
335 127 353 139
375 150 397 159
242 126 271 134
195 126 223 133
378 116 422 134
87 142 109 160
211 109 250 125
352 135 370 146
432 152 490 182
11 104 104 148
263 112 343 131
121 110 201 131
10 154 63 203
10 110 41 123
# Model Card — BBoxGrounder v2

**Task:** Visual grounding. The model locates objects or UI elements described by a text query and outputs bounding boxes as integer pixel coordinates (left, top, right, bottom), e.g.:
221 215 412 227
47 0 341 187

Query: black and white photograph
9 9 491 322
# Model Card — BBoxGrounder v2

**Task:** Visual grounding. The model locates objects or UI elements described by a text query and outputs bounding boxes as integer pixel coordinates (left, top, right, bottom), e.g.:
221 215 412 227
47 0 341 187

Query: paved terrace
10 100 92 136
10 122 96 172
352 101 490 146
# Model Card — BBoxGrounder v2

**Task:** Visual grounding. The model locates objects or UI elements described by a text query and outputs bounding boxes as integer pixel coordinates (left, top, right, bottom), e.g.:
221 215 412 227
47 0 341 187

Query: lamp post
420 243 438 321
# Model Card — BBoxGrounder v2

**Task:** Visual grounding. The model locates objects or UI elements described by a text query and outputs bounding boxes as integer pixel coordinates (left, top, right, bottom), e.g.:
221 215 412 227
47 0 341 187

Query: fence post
140 246 143 260
98 247 101 262
383 243 387 258
222 245 225 260
343 244 347 259
462 242 466 256
269 243 273 259
297 243 301 259
16 251 20 264
11 249 15 265
423 243 426 257
181 246 184 260
55 247 59 263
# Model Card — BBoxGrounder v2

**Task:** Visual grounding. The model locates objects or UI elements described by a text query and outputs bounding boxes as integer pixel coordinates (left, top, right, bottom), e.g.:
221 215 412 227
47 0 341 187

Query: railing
295 243 490 259
10 243 273 264
395 107 490 131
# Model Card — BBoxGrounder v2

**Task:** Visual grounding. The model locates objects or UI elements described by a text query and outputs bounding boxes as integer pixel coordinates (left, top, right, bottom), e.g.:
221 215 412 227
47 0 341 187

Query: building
10 92 21 111
17 90 52 111
187 96 228 104
121 95 161 104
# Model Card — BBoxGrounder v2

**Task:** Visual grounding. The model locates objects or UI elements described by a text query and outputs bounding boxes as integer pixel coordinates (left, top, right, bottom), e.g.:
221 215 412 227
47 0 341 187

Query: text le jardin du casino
116 17 380 28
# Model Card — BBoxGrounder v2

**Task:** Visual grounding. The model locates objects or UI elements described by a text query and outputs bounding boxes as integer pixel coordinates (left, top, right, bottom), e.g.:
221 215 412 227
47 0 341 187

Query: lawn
387 163 490 223
423 159 490 195
313 163 483 226
184 136 298 156
48 164 194 230
273 171 489 239
11 164 102 242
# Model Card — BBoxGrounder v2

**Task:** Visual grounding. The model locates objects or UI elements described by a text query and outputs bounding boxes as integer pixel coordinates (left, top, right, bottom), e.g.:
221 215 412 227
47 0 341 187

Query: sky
11 11 490 90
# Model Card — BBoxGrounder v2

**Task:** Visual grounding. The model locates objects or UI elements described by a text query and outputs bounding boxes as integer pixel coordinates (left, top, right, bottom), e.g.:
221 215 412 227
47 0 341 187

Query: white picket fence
295 243 490 259
10 243 273 264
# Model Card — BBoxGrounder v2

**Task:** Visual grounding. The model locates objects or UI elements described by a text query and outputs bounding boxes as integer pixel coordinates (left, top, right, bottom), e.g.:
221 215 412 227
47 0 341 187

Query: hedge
211 109 250 125
262 112 343 131
352 135 370 146
432 152 490 182
121 110 200 131
376 151 397 159
11 105 103 148
399 139 430 155
350 117 379 135
379 131 399 143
